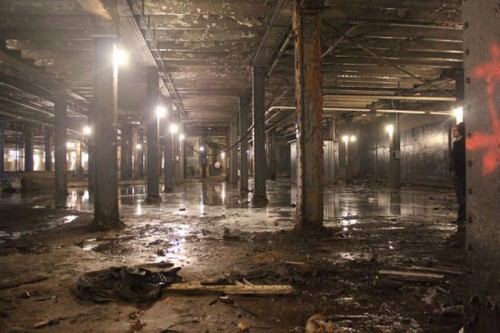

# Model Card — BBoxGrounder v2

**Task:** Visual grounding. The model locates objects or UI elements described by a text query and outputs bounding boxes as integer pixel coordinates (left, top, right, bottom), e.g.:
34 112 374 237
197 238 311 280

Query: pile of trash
73 266 182 303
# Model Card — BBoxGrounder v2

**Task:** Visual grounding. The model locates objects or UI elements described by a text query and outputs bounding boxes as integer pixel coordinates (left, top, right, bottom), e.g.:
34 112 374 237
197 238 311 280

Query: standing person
214 160 221 176
450 122 466 225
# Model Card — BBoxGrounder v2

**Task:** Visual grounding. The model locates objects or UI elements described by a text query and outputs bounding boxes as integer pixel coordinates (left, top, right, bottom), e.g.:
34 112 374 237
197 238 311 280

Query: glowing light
156 105 167 118
83 126 92 136
350 135 357 142
113 45 128 66
136 144 142 150
220 152 226 159
199 146 205 152
386 124 394 136
66 142 75 149
453 106 464 123
169 123 179 134
179 134 185 141
342 135 349 143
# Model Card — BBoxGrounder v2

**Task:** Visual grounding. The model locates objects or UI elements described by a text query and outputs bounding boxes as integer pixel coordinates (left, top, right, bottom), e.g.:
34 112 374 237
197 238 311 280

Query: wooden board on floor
164 281 294 296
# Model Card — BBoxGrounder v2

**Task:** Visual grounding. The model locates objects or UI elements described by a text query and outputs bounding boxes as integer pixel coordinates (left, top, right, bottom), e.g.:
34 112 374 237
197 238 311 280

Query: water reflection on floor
1 178 456 229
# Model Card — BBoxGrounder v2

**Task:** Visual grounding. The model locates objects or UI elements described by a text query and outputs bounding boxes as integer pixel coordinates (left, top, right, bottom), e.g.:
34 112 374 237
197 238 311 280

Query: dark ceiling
0 0 463 143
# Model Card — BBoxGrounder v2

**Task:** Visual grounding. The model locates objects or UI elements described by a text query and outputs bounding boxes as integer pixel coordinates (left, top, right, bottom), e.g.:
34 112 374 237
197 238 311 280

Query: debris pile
74 266 182 303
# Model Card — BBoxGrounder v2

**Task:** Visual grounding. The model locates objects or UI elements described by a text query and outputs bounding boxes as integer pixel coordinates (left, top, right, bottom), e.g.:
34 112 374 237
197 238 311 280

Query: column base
251 195 268 206
90 218 125 231
145 195 162 204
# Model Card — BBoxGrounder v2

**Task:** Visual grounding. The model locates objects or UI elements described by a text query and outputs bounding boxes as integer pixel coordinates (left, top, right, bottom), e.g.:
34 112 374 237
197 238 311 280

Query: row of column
225 1 325 226
0 125 52 173
0 122 148 179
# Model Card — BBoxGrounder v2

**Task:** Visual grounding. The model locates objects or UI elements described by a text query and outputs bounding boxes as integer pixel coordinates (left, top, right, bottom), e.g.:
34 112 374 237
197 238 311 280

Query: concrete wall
356 115 452 186
400 115 451 185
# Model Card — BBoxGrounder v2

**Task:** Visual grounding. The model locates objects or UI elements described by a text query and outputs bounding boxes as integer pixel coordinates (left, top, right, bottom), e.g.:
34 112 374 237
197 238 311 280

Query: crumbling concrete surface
0 179 466 332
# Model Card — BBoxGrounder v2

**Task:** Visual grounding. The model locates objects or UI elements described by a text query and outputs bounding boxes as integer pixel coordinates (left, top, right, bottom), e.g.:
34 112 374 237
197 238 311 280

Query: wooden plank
0 276 48 290
410 266 464 276
165 281 294 296
378 269 444 282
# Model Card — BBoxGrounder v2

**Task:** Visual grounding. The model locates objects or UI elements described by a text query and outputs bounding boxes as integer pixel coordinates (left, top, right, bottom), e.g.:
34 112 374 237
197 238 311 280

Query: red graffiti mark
468 43 500 175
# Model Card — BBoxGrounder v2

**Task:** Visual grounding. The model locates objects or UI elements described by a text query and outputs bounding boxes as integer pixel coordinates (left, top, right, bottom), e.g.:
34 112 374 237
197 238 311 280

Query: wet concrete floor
0 178 466 332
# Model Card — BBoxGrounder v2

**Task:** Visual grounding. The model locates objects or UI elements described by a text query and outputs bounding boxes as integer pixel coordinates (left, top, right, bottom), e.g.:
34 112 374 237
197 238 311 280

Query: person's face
452 126 460 139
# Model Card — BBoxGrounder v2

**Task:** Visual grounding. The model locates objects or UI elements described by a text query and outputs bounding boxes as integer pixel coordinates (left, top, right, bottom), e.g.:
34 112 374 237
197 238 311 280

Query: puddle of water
326 252 374 263
0 230 27 241
62 215 79 224
79 238 98 251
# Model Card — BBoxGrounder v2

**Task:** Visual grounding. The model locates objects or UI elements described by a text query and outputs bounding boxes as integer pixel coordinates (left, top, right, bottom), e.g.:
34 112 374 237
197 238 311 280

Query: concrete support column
269 129 277 180
44 131 52 171
294 0 324 227
164 101 174 191
0 127 4 174
76 140 83 179
146 68 161 202
239 93 250 191
88 104 96 194
344 135 353 185
134 131 144 179
164 126 174 190
252 66 267 204
175 123 184 184
54 89 68 205
199 136 206 179
174 131 180 184
229 112 238 183
92 36 122 229
23 125 33 172
120 124 133 180
389 114 401 189
131 126 138 178
463 0 500 330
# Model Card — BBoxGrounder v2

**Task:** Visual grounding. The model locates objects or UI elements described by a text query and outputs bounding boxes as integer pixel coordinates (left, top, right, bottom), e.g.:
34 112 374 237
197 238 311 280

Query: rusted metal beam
294 0 324 228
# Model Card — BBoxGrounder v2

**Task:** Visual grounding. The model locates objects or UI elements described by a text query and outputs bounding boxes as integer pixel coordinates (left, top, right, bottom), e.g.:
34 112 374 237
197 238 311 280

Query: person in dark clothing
450 122 466 225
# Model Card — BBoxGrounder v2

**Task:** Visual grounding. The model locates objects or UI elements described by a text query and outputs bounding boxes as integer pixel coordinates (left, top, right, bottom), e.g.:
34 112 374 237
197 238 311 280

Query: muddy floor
0 178 466 333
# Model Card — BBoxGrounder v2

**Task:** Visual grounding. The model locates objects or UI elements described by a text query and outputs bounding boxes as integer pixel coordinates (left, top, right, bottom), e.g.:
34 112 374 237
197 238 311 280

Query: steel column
23 125 33 172
229 111 238 183
87 103 96 195
131 126 138 179
44 131 52 171
252 66 267 204
0 127 4 173
136 131 144 179
239 93 249 191
389 114 401 189
54 89 68 206
120 123 133 180
463 0 500 330
146 68 161 202
269 129 277 180
294 0 324 227
176 123 184 184
76 140 83 179
164 100 174 191
92 36 122 229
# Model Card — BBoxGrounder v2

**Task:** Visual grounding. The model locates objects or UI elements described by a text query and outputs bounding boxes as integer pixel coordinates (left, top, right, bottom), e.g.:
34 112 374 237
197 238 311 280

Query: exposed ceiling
0 0 463 144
